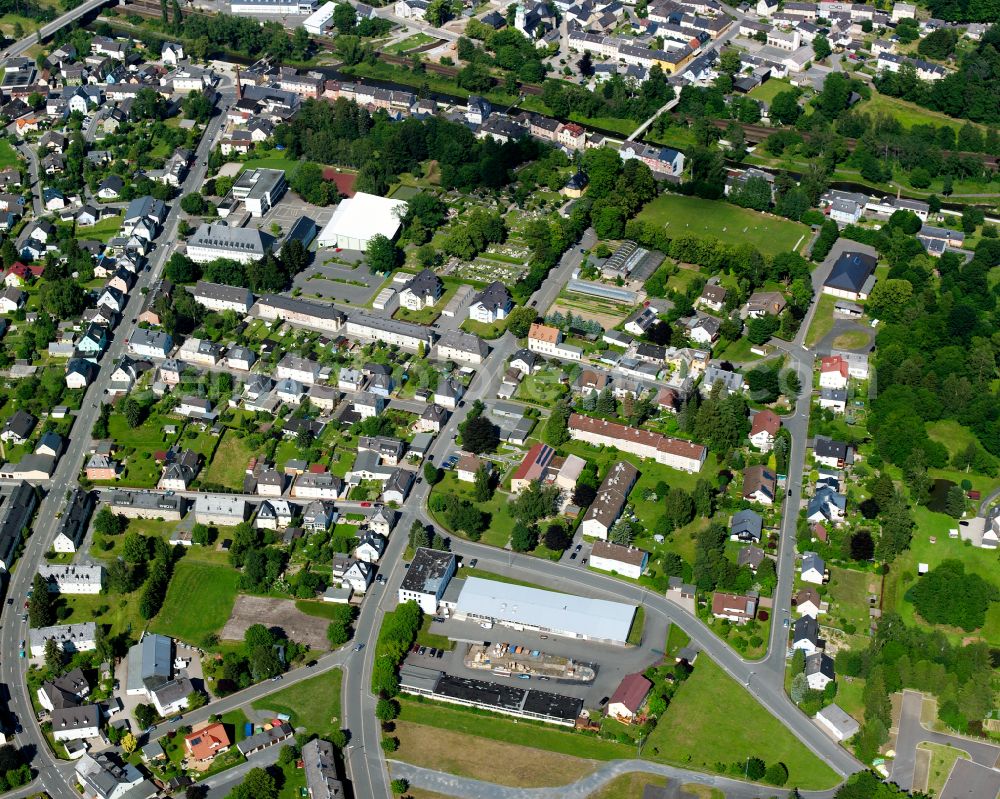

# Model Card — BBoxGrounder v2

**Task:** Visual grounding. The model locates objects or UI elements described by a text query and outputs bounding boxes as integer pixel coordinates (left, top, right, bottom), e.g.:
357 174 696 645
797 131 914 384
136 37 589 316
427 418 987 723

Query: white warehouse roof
303 1 336 31
316 192 408 249
454 576 635 644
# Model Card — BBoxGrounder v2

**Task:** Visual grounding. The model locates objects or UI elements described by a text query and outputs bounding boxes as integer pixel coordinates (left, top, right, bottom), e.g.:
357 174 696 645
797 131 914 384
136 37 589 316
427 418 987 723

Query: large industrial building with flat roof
398 547 457 613
399 664 583 725
453 576 636 646
316 192 408 251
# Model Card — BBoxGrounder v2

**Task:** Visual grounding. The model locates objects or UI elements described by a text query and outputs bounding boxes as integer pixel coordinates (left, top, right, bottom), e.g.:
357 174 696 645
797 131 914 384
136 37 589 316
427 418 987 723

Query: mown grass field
882 514 1000 647
645 659 840 790
150 561 240 645
636 194 809 257
250 668 342 738
202 430 255 489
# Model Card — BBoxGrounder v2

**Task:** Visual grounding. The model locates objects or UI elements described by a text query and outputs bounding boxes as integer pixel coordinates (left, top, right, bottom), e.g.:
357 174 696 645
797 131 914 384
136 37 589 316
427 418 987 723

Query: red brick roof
609 672 652 713
751 409 781 437
568 414 706 461
185 723 231 761
821 355 848 378
511 442 554 482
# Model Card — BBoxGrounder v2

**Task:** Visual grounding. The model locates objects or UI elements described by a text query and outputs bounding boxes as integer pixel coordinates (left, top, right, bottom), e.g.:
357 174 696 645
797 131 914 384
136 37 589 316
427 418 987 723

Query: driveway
813 318 874 356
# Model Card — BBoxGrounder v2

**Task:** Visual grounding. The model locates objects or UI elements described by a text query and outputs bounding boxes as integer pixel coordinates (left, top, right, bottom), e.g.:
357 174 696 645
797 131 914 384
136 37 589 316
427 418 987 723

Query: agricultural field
636 195 809 257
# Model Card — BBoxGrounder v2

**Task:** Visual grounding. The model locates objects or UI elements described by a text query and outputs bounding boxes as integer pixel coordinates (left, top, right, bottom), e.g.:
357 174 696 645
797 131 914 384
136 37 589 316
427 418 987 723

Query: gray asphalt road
0 82 233 798
340 226 598 799
891 690 1000 791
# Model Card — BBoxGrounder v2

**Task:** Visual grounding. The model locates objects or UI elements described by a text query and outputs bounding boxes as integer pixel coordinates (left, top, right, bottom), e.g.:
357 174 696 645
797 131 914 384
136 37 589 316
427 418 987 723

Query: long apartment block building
568 413 706 472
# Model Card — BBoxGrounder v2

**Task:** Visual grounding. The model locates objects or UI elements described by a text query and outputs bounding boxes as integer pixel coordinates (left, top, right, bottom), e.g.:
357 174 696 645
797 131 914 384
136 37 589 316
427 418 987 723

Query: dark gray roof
825 251 877 293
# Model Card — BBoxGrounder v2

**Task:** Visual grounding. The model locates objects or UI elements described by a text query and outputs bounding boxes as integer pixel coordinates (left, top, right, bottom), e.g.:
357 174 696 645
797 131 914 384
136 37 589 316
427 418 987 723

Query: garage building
453 576 636 646
316 192 408 251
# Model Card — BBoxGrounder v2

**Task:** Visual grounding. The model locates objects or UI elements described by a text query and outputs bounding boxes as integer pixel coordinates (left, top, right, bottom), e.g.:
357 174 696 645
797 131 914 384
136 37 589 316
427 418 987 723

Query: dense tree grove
905 560 998 631
277 99 546 195
837 614 995 756
862 232 1000 465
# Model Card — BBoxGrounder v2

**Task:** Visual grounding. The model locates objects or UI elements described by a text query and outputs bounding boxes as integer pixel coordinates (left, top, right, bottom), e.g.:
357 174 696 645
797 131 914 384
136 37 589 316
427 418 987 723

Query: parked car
354 643 364 652
570 552 577 560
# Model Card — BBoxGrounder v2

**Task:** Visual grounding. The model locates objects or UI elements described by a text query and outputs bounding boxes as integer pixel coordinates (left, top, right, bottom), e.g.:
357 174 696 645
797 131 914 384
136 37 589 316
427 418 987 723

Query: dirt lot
220 596 330 650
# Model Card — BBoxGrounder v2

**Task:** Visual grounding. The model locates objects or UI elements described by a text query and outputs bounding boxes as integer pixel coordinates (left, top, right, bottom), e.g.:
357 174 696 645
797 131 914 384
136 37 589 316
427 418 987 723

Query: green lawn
416 614 455 651
516 371 569 405
558 438 701 531
646 659 839 790
805 293 838 347
202 430 256 490
399 697 633 761
293 600 346 620
834 677 866 722
429 472 517 548
80 214 123 243
856 92 982 135
636 195 809 257
59 591 144 641
927 420 979 460
250 668 342 738
716 337 764 364
627 606 645 646
460 318 506 340
823 566 874 635
237 148 292 173
883 512 1000 647
0 137 19 169
385 32 436 53
664 623 691 657
150 561 240 646
919 742 970 796
748 78 794 105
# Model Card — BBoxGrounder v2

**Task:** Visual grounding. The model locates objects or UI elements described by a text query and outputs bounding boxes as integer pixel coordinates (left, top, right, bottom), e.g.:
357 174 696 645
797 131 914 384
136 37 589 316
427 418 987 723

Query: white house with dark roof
399 269 442 310
468 281 512 323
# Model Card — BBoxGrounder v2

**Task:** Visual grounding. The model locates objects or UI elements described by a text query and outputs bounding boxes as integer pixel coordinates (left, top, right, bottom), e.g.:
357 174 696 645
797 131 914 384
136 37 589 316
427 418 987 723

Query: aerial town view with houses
0 0 993 797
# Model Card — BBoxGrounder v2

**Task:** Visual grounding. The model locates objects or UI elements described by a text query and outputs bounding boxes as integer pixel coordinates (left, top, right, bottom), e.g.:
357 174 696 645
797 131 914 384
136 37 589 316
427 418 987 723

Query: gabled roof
608 672 652 713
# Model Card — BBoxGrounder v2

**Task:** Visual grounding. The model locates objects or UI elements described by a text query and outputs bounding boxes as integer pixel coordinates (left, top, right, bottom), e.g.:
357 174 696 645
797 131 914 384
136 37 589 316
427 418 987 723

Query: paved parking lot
421 613 667 709
291 253 383 306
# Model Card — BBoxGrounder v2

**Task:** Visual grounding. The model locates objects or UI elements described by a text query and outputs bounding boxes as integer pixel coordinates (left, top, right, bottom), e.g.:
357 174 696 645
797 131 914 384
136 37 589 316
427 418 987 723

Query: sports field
637 194 808 256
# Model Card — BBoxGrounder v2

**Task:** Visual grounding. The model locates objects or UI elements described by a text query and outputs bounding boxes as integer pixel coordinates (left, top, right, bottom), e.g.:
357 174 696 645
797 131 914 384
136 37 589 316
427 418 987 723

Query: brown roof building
712 592 757 623
607 672 652 721
568 414 706 472
185 723 231 762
